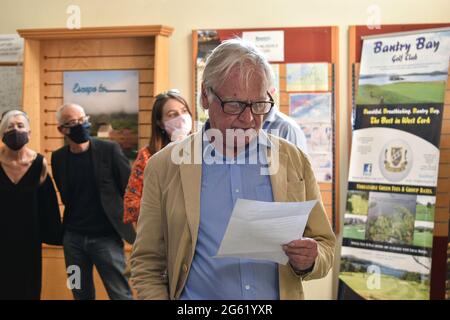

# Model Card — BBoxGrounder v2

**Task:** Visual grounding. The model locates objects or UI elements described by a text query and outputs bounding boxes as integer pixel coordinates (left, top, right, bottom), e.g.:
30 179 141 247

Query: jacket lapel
179 131 203 256
266 138 302 299
89 139 100 186
58 145 69 201
268 137 288 202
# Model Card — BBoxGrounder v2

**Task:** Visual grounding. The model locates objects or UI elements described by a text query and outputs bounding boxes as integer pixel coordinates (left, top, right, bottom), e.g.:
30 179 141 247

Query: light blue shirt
263 106 308 154
180 125 279 300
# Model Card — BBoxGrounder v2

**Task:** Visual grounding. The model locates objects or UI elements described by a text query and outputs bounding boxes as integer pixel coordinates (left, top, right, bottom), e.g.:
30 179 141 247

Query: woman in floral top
123 90 192 225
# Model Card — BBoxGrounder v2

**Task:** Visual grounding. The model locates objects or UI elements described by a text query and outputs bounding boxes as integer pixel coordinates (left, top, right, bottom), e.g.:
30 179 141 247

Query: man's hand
282 237 318 272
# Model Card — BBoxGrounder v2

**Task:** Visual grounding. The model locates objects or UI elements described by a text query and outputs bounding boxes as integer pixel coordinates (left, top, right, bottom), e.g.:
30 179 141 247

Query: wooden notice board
348 23 450 300
192 26 340 232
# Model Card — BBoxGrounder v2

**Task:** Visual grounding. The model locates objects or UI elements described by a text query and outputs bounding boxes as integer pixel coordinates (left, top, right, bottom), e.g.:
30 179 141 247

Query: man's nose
238 106 254 123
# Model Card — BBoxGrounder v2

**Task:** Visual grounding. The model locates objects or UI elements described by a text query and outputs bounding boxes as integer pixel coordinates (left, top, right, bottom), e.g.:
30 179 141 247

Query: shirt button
245 285 250 290
235 189 240 193
182 264 188 273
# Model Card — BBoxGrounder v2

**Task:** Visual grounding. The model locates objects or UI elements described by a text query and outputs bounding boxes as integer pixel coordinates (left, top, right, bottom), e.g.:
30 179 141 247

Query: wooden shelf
18 25 173 40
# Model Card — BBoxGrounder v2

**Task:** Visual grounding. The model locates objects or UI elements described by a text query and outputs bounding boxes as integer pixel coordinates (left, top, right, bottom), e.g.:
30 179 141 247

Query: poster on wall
286 63 328 91
340 28 450 300
242 30 284 62
63 70 139 159
195 30 220 130
289 93 332 182
0 66 22 114
0 34 23 63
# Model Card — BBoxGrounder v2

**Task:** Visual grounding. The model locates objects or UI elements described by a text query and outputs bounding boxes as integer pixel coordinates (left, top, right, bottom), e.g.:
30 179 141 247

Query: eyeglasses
61 115 90 128
209 88 274 116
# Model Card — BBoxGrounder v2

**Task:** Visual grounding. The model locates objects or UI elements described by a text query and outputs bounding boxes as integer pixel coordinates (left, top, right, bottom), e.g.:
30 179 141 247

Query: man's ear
57 126 64 134
201 84 209 110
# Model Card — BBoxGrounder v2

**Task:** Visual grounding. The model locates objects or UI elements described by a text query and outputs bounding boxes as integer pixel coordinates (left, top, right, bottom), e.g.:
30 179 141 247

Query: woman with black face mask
0 110 62 300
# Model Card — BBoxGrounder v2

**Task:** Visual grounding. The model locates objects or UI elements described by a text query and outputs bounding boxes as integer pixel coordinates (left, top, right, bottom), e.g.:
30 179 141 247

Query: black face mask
67 122 91 144
2 129 29 151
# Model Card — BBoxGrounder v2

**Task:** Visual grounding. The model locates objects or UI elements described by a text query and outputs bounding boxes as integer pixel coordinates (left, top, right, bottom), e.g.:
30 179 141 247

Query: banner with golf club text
339 28 450 300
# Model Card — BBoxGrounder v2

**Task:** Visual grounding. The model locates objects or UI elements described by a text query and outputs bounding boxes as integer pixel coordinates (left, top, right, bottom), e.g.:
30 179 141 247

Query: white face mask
163 114 192 141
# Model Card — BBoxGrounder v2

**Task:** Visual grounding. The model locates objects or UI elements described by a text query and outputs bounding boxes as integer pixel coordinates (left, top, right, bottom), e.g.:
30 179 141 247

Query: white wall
1 0 449 299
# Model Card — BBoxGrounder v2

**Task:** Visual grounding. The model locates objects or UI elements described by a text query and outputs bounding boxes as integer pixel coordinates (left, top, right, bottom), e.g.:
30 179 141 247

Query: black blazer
51 138 136 244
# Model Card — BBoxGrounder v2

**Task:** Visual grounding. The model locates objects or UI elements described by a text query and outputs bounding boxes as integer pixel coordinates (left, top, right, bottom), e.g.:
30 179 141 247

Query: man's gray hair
56 103 85 125
202 38 274 96
0 110 30 136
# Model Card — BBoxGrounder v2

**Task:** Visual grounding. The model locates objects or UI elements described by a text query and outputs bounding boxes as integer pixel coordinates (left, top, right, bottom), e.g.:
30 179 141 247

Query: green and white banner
340 28 450 300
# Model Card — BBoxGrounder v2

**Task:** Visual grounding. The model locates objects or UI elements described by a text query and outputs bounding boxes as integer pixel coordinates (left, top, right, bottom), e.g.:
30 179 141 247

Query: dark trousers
63 230 133 300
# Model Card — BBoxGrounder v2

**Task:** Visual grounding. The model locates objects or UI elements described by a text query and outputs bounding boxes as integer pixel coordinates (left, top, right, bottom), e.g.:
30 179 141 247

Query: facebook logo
363 163 372 176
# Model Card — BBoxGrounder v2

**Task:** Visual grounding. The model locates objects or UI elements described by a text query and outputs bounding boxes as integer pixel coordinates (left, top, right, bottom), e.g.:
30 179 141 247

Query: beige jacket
130 130 336 300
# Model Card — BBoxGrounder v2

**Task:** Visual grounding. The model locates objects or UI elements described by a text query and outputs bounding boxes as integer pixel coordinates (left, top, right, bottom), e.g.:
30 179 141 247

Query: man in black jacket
51 103 135 300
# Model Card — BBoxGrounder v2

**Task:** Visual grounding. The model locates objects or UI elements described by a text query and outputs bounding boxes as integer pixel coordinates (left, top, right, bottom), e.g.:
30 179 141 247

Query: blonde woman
0 110 62 300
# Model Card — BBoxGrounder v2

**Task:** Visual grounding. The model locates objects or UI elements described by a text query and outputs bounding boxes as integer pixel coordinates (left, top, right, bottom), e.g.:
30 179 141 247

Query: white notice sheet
215 198 317 265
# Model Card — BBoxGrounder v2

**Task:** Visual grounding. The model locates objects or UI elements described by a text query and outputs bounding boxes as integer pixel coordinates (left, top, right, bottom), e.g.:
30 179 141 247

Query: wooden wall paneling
139 83 153 97
41 68 154 83
331 26 340 233
153 35 170 95
41 246 73 300
40 45 60 155
41 246 127 300
139 69 154 83
42 38 155 57
43 122 61 137
435 220 449 237
42 84 62 97
43 110 60 126
42 55 154 71
278 64 288 114
139 96 154 110
348 27 357 153
437 177 450 191
22 39 42 152
215 27 333 62
18 25 173 40
138 110 152 124
139 124 151 139
191 31 198 122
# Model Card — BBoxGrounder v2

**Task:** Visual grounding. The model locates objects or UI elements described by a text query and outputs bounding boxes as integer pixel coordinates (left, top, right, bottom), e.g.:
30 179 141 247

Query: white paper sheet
215 198 317 265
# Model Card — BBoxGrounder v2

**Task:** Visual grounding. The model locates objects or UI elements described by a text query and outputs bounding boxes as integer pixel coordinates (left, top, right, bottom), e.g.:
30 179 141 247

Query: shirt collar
263 105 279 124
201 120 273 163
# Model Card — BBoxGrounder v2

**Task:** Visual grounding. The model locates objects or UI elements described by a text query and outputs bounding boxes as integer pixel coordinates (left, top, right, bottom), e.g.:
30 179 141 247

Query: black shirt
65 147 117 237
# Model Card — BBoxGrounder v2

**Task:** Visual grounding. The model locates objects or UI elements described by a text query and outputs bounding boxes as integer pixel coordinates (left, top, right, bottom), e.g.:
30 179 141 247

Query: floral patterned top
123 147 152 224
